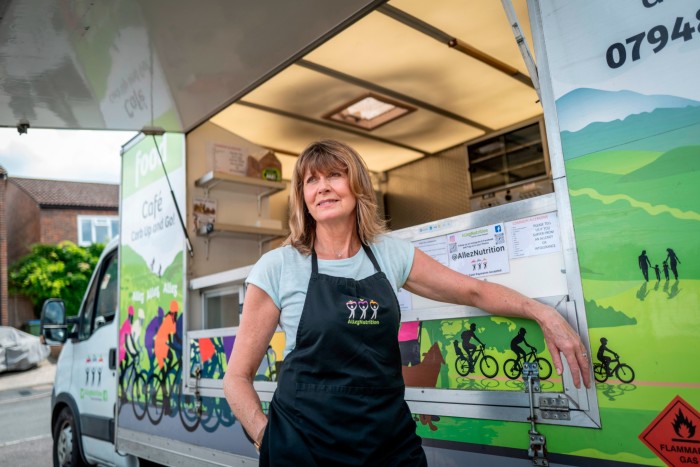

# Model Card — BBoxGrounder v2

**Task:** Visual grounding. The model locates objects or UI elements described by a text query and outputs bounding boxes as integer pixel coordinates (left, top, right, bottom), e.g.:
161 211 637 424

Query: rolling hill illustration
119 244 183 321
556 88 700 281
553 88 700 422
556 88 700 133
558 89 700 160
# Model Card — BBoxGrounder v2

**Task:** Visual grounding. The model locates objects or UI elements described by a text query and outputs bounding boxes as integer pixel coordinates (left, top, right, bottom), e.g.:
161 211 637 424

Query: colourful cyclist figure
119 305 134 364
125 308 145 358
198 337 217 378
154 300 180 370
460 323 484 371
144 306 165 365
510 327 535 364
596 337 618 376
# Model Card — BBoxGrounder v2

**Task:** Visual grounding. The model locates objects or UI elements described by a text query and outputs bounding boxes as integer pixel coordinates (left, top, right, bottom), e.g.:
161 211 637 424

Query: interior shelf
197 222 288 242
195 171 286 197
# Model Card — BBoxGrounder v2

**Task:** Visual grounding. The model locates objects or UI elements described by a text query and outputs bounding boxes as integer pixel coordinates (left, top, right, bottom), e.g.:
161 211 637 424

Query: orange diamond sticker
640 396 700 466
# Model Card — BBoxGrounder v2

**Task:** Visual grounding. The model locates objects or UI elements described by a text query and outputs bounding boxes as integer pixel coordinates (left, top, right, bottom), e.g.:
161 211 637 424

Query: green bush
9 241 105 318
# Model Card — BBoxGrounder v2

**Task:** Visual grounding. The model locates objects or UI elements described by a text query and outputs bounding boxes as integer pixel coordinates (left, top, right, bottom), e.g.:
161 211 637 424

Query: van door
71 249 121 466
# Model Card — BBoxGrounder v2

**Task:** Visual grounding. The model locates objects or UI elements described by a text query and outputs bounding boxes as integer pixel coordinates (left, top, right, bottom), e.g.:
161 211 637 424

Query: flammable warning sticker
640 396 700 466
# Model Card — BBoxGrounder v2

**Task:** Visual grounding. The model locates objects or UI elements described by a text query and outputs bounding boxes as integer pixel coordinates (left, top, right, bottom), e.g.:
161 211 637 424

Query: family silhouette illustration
636 248 681 301
638 248 681 282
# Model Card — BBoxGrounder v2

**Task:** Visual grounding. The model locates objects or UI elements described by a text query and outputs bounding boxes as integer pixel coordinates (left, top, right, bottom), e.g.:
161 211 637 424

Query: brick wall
6 183 41 265
8 294 35 328
41 208 117 244
1 177 118 327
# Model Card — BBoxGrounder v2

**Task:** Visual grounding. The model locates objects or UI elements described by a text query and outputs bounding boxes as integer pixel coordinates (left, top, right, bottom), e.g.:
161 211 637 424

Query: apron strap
311 249 319 277
361 243 382 273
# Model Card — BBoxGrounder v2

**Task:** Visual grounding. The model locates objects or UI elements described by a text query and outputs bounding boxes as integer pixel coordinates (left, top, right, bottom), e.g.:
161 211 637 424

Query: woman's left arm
404 248 591 388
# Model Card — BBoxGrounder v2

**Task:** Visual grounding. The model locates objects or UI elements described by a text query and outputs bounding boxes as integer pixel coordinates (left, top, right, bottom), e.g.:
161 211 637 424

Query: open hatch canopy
0 0 537 173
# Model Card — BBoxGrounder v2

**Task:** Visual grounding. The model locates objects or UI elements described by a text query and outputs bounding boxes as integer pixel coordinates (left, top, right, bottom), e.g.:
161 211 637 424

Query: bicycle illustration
504 347 552 380
178 364 211 432
118 342 148 421
179 338 238 433
453 342 499 378
593 356 635 384
145 341 183 424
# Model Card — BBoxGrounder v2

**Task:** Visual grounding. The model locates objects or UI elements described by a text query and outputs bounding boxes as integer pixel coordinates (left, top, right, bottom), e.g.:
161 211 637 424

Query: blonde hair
285 139 386 255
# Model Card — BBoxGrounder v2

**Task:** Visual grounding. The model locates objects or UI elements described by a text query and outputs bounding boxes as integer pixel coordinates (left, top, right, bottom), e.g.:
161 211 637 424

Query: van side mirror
41 298 68 344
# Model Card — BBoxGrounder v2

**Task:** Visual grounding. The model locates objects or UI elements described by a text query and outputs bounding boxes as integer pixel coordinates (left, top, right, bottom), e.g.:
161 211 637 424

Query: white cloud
0 128 137 184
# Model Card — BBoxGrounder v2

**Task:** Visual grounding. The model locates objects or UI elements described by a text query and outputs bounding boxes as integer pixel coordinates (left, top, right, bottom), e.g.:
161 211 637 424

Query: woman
223 139 591 466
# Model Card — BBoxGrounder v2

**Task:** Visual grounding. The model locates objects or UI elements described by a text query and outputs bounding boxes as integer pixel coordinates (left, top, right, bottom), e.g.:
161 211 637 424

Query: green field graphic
417 91 700 465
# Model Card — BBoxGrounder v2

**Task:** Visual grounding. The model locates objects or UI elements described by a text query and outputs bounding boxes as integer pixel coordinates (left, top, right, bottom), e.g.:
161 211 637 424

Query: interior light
324 93 415 131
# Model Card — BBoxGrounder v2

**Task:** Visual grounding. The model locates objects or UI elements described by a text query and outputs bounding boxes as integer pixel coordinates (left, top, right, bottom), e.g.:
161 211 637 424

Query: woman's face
303 168 357 226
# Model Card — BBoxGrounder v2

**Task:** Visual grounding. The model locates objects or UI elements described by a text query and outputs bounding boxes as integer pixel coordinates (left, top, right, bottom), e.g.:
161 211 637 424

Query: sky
0 128 138 184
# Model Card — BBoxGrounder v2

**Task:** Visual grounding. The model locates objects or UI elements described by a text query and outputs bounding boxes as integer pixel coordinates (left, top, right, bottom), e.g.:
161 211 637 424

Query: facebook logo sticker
495 225 502 233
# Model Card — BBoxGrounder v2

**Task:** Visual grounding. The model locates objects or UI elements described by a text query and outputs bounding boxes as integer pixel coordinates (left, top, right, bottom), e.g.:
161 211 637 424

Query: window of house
78 216 119 246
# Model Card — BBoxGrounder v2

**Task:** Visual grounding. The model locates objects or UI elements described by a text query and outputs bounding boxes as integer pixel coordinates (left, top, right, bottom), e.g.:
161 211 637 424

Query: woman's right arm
223 284 280 446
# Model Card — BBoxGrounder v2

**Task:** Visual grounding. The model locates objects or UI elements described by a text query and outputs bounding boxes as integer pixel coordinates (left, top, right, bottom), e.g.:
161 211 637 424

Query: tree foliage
9 241 105 317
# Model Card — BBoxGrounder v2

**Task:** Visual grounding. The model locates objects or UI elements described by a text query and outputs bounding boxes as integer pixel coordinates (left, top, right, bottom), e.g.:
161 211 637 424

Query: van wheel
53 407 86 467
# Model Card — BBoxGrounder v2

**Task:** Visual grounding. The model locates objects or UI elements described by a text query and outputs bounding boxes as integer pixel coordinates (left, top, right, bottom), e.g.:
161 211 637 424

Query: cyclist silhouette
460 323 484 371
638 250 652 282
510 327 535 363
665 248 680 280
596 337 618 376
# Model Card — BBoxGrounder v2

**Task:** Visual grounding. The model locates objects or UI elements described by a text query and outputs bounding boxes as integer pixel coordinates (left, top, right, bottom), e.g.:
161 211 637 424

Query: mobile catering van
25 0 700 466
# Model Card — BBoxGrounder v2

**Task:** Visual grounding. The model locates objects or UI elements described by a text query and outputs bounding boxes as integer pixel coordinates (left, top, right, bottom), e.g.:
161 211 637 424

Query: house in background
0 165 119 328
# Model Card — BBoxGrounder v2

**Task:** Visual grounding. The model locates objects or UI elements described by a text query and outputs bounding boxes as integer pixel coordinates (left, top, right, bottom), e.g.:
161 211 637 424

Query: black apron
259 245 427 467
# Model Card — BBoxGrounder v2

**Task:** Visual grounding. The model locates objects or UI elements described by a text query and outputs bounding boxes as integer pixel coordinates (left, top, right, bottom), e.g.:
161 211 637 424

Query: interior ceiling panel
241 64 484 154
390 0 535 71
210 0 541 173
302 11 540 128
354 110 484 154
210 104 424 173
244 65 374 120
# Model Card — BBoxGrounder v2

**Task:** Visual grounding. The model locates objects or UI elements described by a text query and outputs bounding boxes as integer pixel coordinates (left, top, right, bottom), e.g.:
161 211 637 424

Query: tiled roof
11 177 119 209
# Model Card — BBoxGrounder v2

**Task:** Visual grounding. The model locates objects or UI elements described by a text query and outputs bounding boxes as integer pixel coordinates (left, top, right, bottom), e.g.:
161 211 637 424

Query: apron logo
347 298 380 325
370 300 379 319
346 300 358 318
358 299 368 319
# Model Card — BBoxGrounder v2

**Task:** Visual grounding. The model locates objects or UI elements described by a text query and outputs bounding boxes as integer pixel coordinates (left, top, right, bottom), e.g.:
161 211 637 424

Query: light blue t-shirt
246 235 415 357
